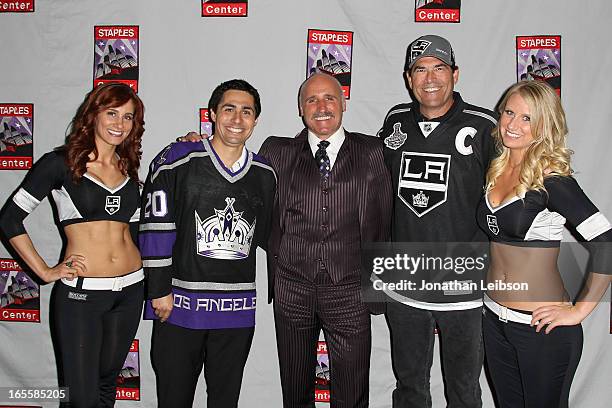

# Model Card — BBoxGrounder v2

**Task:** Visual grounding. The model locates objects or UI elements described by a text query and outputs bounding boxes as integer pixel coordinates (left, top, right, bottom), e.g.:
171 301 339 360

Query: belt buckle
112 277 124 292
498 305 508 323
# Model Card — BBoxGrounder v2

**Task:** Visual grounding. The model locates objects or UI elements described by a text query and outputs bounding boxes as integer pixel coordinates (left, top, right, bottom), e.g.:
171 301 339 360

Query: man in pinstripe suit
259 72 393 407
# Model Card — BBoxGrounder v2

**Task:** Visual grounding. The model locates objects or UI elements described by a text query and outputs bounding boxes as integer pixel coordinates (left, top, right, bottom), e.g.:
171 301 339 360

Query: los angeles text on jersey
0 0 33 12
0 103 34 170
398 152 450 217
173 293 256 312
202 0 247 16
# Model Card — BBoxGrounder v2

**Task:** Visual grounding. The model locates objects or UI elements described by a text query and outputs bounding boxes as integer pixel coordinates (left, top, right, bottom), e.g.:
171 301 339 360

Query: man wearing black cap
377 35 497 407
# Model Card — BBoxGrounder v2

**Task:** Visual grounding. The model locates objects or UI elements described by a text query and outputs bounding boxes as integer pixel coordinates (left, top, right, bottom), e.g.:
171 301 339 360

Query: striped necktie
315 140 330 180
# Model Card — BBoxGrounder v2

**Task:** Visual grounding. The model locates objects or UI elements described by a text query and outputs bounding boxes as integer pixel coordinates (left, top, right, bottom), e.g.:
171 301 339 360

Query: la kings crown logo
398 152 450 217
195 197 256 260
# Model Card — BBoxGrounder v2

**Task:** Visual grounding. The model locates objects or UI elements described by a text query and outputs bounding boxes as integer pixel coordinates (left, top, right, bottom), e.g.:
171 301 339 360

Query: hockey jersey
140 139 276 329
1 150 140 239
478 176 612 245
377 92 497 309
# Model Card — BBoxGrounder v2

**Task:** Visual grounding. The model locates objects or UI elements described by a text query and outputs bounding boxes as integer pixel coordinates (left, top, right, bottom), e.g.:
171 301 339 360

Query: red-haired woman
1 83 145 407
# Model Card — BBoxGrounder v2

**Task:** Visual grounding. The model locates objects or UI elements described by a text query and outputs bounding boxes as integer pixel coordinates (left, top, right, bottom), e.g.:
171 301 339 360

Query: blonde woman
477 80 611 408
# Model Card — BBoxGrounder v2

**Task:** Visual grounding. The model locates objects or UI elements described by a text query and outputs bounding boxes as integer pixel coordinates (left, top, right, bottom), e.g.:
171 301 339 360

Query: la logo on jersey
486 215 499 235
105 195 121 215
398 152 450 217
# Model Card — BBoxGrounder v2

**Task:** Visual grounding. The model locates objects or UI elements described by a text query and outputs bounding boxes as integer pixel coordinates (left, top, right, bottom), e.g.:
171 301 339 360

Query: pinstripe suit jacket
259 128 392 313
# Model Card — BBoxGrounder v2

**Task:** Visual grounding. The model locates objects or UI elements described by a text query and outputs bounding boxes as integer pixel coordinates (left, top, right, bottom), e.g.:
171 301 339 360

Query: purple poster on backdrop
94 26 139 91
315 341 330 403
200 108 213 137
116 339 140 401
0 104 33 170
0 259 40 323
307 29 353 99
516 35 561 95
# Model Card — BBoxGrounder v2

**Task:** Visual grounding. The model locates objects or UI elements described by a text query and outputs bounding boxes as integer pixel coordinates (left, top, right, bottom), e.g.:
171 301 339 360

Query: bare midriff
487 242 571 311
64 221 141 277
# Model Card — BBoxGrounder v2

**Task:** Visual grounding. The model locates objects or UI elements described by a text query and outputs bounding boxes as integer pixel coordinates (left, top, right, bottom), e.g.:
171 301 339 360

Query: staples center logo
202 0 248 17
0 0 34 12
398 152 451 217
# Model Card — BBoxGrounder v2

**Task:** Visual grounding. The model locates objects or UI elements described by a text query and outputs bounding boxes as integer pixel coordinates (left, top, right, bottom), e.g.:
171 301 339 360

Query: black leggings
483 306 583 408
54 279 144 407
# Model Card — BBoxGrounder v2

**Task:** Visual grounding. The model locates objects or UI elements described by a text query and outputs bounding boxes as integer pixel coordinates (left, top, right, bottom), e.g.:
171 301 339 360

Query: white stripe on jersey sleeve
463 109 497 125
383 107 411 123
151 151 210 183
139 222 176 231
576 212 612 241
143 258 173 267
13 188 40 213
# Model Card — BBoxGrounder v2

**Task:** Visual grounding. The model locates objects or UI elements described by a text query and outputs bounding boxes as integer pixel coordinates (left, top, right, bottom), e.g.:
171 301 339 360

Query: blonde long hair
486 80 572 197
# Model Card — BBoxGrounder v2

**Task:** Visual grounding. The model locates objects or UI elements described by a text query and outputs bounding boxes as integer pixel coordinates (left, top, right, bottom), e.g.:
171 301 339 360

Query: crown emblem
412 191 429 208
195 197 256 260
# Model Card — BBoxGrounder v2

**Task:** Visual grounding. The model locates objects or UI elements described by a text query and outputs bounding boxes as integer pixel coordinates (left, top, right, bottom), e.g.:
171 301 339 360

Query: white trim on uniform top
150 151 211 183
139 222 176 231
384 107 412 122
483 293 532 325
13 188 40 213
61 268 144 291
463 109 497 125
143 258 172 267
576 212 612 241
